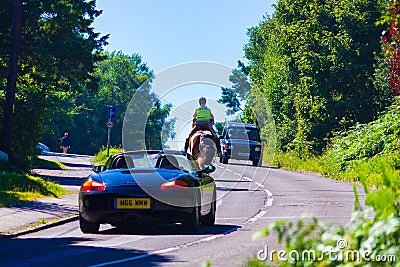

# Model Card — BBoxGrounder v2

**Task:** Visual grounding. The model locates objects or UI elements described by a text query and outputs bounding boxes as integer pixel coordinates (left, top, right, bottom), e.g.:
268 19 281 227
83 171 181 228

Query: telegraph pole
2 0 22 157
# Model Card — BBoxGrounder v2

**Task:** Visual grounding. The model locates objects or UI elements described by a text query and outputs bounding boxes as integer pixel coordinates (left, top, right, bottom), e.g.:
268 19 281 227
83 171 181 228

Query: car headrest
115 156 134 169
157 155 180 170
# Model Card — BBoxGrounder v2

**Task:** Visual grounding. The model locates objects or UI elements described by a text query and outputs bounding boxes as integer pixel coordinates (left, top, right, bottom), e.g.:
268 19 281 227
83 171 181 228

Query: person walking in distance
60 132 71 153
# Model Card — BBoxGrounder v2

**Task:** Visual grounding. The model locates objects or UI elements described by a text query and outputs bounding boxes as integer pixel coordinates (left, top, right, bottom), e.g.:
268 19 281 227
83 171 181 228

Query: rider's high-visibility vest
195 108 211 122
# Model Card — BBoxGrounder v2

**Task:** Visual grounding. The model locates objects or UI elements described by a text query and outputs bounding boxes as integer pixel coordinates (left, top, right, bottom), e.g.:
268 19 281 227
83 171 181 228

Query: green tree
0 0 107 167
218 63 251 114
245 0 386 154
42 51 176 154
145 101 176 150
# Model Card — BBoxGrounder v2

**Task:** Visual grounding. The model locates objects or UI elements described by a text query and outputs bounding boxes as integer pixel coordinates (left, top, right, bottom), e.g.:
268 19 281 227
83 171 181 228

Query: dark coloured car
219 123 262 166
79 150 216 233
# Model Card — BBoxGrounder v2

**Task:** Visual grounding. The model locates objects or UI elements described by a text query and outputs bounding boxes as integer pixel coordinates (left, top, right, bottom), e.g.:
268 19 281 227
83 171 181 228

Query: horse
187 130 217 170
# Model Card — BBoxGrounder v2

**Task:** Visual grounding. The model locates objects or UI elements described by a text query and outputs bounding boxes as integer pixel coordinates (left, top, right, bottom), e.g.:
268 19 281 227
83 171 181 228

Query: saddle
185 123 221 154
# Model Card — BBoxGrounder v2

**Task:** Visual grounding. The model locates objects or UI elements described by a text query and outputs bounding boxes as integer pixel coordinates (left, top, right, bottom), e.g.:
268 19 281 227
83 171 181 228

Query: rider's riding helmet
199 97 206 105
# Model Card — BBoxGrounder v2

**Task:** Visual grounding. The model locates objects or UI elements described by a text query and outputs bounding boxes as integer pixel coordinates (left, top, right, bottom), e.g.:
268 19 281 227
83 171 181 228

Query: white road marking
217 164 274 225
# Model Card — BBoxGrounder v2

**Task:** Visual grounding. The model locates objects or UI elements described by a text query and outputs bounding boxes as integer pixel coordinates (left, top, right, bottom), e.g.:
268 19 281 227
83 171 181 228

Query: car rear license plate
238 152 250 157
115 198 151 209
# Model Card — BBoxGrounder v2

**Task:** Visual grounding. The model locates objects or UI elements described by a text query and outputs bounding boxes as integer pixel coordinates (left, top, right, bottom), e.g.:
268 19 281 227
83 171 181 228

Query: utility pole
2 0 22 157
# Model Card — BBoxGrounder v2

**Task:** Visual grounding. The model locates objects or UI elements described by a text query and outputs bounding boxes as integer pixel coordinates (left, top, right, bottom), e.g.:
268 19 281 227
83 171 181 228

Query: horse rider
185 97 221 156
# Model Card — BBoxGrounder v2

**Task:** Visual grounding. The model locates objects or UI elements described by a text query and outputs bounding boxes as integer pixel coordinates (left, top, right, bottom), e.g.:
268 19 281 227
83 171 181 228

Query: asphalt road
0 155 365 267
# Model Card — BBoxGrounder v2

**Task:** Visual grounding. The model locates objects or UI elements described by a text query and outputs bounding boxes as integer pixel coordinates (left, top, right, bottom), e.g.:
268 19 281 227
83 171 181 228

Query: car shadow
98 223 240 236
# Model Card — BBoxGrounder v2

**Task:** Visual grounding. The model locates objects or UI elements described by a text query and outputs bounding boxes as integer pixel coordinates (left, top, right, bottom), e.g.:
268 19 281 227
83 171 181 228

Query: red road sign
106 120 114 128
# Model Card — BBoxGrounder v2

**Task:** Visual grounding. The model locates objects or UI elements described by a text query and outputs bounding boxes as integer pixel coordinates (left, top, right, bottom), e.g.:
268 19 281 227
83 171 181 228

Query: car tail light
81 180 106 192
160 180 189 190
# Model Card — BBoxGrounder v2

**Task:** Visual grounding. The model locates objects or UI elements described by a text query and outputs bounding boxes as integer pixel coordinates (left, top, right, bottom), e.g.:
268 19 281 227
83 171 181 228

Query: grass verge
31 158 67 170
0 171 69 207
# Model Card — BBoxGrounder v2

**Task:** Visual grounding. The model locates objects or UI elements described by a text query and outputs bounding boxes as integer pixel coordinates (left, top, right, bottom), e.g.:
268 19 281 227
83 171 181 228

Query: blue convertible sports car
79 150 216 233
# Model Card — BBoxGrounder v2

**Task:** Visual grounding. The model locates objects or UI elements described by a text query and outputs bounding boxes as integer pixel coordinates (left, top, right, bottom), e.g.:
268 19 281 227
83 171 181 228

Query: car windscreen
122 153 195 172
227 127 260 141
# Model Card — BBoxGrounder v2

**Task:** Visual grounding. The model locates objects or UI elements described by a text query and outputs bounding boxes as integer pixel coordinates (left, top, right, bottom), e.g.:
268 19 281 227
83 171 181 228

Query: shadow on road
43 176 85 187
98 223 240 236
216 186 262 192
214 179 249 183
218 162 274 169
8 198 77 216
0 237 170 267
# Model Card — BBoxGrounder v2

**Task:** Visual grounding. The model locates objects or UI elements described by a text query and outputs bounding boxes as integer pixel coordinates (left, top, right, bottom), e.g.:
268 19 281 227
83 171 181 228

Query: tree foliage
42 51 176 154
244 0 388 154
1 1 175 166
0 0 107 167
218 64 251 115
380 0 400 95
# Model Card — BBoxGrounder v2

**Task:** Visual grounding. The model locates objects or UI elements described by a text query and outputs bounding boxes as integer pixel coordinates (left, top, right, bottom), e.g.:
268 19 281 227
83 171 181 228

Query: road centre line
215 163 274 225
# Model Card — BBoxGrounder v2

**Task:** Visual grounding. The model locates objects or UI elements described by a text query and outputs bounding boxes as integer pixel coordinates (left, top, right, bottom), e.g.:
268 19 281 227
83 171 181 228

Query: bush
272 100 400 187
324 101 400 172
92 146 123 164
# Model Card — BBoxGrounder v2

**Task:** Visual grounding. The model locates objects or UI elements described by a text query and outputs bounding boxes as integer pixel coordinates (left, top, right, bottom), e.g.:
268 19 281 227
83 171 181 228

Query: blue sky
93 0 275 148
93 0 275 72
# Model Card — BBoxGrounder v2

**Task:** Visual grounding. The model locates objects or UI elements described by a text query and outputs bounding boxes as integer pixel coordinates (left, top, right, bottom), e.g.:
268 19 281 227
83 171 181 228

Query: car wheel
222 155 229 164
182 205 201 232
252 158 261 167
79 214 100 234
201 199 216 226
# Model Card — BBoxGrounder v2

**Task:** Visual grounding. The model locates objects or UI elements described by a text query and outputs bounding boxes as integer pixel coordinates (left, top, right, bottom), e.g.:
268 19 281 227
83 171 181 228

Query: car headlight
255 147 261 152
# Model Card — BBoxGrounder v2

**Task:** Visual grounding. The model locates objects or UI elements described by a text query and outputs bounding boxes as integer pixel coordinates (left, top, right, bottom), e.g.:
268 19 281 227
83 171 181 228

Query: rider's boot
184 138 189 153
216 136 222 156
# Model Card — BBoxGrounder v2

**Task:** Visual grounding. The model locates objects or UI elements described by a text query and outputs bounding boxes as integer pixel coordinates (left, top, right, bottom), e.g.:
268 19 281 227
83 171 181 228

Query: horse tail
199 134 216 167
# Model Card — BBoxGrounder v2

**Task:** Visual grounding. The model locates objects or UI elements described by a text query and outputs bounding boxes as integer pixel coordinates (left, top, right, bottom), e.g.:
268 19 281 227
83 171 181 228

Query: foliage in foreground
249 167 400 266
0 171 69 207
